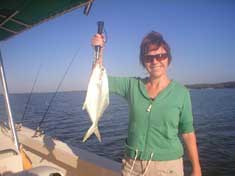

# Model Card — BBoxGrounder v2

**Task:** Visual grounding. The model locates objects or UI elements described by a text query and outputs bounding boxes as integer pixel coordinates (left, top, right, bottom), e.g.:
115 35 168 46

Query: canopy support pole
0 49 20 152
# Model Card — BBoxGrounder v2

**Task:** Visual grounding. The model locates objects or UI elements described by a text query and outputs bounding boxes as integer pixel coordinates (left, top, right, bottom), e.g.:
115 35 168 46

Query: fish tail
94 127 101 142
82 124 102 142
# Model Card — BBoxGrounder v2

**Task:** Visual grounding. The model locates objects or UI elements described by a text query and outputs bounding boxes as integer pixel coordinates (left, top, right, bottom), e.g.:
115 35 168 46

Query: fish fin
82 102 86 110
82 124 102 142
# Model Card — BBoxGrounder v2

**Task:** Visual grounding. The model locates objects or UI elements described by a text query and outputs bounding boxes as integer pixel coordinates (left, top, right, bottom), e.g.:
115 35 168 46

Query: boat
0 1 121 175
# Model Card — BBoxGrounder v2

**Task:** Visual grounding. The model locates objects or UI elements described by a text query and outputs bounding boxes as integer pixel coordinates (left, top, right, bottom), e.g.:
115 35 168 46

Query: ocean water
0 89 235 176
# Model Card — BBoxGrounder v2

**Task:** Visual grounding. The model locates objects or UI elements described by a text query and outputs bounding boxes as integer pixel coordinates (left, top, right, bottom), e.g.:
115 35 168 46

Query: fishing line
17 64 42 129
34 48 79 136
104 28 108 44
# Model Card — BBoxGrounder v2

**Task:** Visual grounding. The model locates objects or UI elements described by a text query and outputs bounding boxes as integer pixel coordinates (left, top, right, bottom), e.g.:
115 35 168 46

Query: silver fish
82 64 109 142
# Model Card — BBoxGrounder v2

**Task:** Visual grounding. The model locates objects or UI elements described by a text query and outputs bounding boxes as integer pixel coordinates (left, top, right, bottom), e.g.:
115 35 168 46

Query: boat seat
0 148 17 159
0 149 23 174
13 166 64 176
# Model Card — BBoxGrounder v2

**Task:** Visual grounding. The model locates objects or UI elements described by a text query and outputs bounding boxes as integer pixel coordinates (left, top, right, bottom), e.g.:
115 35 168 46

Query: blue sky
1 0 235 93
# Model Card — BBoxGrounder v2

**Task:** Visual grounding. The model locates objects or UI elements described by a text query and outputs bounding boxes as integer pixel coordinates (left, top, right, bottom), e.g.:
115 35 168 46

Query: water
0 89 235 176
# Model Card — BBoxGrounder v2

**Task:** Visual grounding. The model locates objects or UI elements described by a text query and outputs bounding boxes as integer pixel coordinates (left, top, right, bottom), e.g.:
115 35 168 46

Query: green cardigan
108 76 194 161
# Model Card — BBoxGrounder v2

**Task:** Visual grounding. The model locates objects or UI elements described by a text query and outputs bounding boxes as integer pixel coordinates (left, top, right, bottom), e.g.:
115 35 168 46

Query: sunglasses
144 53 168 63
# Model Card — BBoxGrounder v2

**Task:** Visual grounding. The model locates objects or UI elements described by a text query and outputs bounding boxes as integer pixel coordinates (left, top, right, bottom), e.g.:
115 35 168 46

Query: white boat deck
0 122 121 176
0 122 23 174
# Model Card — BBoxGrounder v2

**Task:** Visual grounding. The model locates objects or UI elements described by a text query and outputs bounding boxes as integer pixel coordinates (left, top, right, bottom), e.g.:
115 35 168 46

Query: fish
82 64 109 142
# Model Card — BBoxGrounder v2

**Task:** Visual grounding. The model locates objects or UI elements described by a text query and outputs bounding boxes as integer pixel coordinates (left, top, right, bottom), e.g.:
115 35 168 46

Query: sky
0 0 235 93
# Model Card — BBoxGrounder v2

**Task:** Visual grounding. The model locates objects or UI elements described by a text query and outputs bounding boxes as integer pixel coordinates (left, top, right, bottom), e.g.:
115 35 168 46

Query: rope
142 153 154 176
128 149 138 176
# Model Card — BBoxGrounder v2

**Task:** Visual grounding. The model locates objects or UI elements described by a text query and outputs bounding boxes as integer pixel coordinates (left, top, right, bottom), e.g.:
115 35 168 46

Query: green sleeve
179 90 194 134
108 76 130 98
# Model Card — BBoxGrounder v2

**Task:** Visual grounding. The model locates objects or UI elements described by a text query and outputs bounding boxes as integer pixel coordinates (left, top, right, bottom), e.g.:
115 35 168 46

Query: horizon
0 80 233 94
1 0 235 93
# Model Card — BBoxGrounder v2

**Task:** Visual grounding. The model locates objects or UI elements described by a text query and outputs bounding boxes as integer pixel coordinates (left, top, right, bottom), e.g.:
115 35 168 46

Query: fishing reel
33 126 45 137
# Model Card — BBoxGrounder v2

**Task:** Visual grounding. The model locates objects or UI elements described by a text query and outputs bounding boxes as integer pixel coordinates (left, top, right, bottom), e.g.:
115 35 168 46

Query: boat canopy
0 0 93 41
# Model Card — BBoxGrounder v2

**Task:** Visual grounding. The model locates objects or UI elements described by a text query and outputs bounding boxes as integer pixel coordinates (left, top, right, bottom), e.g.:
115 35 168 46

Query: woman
92 31 201 176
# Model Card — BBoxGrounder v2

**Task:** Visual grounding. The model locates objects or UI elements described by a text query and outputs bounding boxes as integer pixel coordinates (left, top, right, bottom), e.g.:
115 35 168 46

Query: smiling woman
92 31 202 176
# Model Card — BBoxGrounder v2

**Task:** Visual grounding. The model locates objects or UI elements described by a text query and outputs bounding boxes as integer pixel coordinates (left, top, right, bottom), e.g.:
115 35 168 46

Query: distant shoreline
1 81 235 95
186 81 235 89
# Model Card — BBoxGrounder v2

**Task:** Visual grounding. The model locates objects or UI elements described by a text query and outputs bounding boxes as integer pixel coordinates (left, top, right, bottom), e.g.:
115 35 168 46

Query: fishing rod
17 64 42 130
33 49 79 137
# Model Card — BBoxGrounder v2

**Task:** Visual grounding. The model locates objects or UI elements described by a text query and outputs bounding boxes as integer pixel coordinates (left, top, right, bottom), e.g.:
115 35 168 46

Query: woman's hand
91 33 105 48
91 34 105 66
